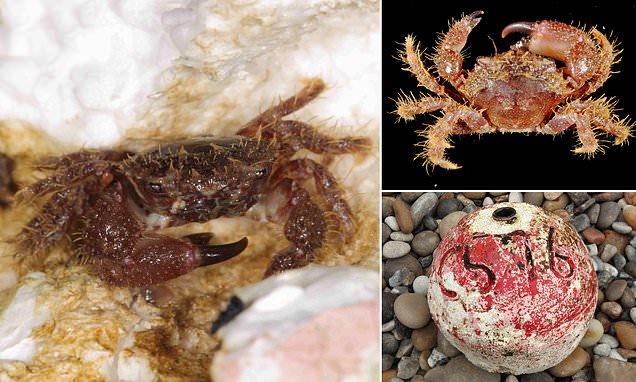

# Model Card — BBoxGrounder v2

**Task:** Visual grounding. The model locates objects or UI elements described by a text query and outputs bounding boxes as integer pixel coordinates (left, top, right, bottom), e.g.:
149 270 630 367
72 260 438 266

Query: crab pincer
502 19 616 93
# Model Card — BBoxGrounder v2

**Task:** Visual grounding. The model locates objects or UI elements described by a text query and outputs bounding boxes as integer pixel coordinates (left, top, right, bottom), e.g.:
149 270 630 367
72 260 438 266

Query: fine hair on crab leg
399 35 445 95
263 184 326 277
395 94 456 121
419 106 490 170
542 98 633 154
238 78 326 136
16 186 90 254
266 120 370 154
269 158 355 236
433 10 484 88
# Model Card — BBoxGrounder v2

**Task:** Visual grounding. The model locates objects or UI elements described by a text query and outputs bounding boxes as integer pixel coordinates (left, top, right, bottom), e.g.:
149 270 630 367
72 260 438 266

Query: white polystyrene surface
0 273 48 362
0 0 183 146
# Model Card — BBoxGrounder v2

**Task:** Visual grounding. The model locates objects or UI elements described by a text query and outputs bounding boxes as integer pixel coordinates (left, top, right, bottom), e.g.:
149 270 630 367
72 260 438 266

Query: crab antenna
501 21 536 38
199 237 248 266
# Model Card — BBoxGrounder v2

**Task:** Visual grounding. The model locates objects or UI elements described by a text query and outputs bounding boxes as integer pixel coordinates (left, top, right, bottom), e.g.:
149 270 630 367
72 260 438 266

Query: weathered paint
428 202 597 374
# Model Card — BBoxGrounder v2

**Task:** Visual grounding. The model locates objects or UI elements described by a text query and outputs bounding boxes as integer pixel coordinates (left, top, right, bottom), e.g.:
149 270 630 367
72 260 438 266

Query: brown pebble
411 375 426 382
625 192 636 205
463 192 486 199
411 321 437 351
394 293 430 329
623 205 636 230
594 192 624 202
606 280 628 301
620 288 636 309
601 301 623 320
418 349 432 371
439 192 455 200
616 347 636 359
603 230 630 255
544 192 563 200
579 318 604 348
543 193 569 211
382 369 397 382
493 194 509 203
392 198 414 234
593 356 636 382
581 227 605 244
552 209 570 222
596 312 611 332
548 346 590 377
615 321 636 350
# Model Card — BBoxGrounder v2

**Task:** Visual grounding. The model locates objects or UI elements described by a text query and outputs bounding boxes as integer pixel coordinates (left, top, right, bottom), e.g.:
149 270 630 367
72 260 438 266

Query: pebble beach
382 192 636 382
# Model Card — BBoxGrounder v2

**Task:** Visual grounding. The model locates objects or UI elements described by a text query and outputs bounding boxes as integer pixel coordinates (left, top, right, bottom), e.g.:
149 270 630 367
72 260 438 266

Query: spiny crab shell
428 202 597 374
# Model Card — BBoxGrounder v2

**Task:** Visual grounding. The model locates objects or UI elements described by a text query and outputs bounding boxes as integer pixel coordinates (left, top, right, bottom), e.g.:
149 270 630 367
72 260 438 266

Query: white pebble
587 244 598 257
412 275 429 295
382 320 395 332
505 375 519 382
508 192 523 203
609 349 626 361
390 232 414 242
382 241 411 259
593 343 611 356
602 263 618 277
612 221 633 234
599 334 619 348
483 197 494 206
384 216 400 231
630 307 636 324
427 348 448 368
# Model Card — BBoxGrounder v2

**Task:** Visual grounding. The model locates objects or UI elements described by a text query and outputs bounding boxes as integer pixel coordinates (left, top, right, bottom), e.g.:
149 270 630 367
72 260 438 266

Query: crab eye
147 182 163 193
254 167 268 179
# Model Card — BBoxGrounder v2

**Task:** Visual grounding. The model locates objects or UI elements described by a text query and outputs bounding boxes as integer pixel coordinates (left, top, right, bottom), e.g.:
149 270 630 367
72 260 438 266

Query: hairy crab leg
418 106 490 170
238 78 326 137
395 95 457 121
264 120 371 154
16 185 93 255
433 10 484 88
542 98 633 154
502 20 617 94
399 35 445 95
263 184 326 277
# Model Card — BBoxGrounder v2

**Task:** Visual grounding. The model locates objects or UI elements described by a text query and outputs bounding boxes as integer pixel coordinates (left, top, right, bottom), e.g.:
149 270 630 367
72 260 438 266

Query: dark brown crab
396 11 632 170
16 78 369 287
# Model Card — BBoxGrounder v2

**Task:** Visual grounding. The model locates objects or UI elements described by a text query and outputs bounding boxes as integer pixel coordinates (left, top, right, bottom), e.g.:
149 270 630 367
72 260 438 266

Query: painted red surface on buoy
428 202 597 374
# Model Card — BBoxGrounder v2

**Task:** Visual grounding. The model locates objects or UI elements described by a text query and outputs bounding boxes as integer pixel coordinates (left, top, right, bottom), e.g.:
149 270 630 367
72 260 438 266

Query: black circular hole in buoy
492 206 517 221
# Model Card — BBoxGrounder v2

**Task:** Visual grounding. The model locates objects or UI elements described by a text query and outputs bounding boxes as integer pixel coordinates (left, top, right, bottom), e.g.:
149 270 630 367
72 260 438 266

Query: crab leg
542 98 632 154
238 78 325 136
433 10 484 88
400 35 445 95
418 106 490 170
502 20 617 95
265 120 370 154
263 182 326 277
395 95 457 121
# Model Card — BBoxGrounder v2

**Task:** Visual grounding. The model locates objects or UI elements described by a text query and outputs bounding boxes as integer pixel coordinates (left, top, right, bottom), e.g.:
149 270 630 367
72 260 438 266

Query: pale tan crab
396 10 632 170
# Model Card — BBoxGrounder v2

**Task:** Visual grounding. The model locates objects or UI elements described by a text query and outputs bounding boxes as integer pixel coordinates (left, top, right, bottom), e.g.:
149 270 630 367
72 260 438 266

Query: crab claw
502 20 605 87
199 237 248 266
502 20 577 61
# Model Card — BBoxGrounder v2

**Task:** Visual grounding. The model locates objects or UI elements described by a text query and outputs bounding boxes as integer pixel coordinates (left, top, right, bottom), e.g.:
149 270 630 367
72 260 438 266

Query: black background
382 1 636 190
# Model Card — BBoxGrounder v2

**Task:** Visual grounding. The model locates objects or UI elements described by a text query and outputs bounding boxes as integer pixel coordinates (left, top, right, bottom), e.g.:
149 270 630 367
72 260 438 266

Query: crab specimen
395 10 632 170
15 78 369 287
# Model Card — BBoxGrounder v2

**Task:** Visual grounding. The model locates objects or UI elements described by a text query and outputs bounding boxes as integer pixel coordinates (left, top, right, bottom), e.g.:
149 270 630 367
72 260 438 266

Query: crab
15 78 369 287
395 10 632 170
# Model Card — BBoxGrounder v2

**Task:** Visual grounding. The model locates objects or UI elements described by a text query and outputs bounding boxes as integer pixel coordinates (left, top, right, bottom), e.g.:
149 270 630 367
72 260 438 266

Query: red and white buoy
428 202 597 374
